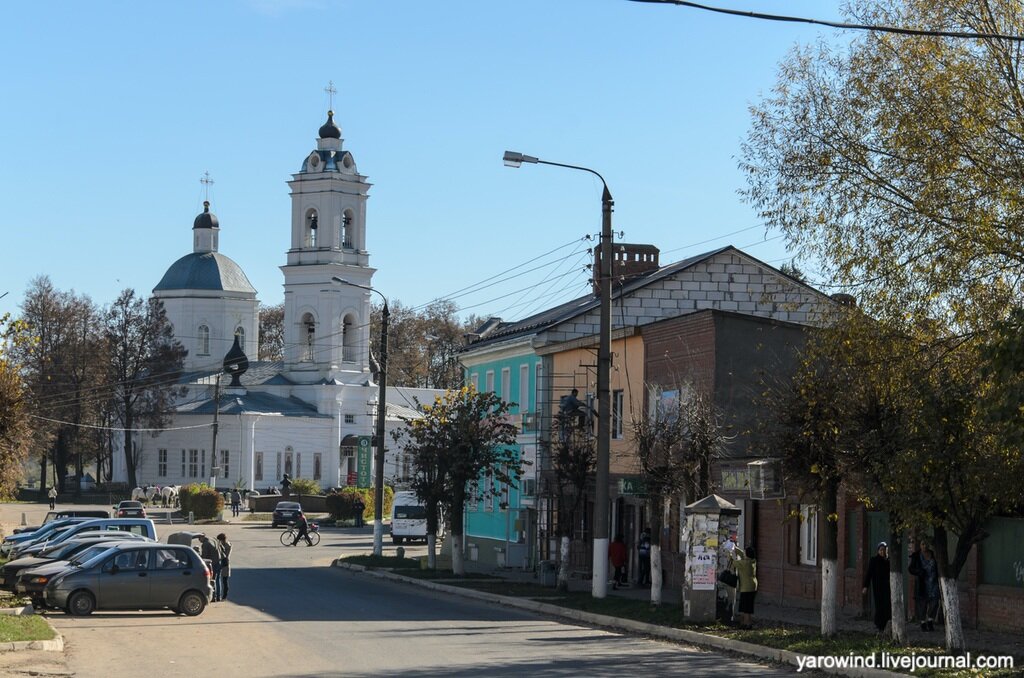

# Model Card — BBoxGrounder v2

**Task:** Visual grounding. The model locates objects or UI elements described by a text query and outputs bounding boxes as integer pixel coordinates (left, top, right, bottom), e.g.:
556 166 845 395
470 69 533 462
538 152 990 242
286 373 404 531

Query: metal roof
153 252 256 295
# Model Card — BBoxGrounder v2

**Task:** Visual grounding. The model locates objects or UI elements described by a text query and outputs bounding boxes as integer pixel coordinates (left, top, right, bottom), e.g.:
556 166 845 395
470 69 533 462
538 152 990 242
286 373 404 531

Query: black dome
193 201 219 230
318 110 341 139
223 334 249 387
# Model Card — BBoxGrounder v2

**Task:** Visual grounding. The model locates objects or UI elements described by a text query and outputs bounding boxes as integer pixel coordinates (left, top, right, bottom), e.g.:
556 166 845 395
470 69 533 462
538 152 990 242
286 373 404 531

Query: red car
113 501 147 518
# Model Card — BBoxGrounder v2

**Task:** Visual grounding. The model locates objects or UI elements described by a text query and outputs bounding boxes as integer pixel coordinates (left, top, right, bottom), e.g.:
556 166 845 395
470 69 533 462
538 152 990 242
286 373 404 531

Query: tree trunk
651 543 663 606
452 533 464 576
426 533 437 569
557 535 570 592
123 413 137 490
450 489 465 575
38 455 47 492
888 528 906 644
820 478 839 637
932 526 967 653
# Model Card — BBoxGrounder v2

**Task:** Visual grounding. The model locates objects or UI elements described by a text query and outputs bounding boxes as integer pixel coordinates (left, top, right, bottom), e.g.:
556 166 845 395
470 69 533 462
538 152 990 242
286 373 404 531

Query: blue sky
0 0 844 322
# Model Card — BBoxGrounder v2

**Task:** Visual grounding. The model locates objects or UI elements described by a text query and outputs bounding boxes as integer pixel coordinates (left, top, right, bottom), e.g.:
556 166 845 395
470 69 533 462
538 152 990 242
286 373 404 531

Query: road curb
331 561 903 678
0 606 64 652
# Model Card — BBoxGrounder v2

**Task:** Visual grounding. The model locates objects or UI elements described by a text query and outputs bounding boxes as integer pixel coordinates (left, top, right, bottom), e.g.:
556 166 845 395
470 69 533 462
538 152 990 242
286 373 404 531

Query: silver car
43 542 213 616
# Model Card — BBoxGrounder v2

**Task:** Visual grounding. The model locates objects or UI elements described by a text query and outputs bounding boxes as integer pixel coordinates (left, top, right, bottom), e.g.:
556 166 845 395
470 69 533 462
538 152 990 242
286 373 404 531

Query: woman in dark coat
862 542 891 634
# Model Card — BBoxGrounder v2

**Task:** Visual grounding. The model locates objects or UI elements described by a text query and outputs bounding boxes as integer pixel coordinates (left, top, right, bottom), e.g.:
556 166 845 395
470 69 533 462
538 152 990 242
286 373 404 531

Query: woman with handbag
217 533 232 601
732 546 758 629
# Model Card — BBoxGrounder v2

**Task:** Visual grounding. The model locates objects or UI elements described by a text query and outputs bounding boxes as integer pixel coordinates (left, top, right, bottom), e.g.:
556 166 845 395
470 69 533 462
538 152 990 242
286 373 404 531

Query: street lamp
332 276 389 557
503 150 614 599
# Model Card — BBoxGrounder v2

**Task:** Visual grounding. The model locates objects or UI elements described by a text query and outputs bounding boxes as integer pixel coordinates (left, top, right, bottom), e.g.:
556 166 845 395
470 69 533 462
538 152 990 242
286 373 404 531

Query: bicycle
280 522 320 546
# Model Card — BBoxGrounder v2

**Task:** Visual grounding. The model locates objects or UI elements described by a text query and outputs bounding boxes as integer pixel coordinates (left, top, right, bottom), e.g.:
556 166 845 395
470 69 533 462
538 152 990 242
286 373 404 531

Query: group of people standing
199 533 232 602
608 529 654 590
861 539 942 635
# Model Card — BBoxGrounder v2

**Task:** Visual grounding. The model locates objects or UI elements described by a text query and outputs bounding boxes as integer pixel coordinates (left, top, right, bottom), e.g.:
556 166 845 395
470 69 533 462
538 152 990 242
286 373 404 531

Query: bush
324 486 394 522
289 478 320 496
178 483 224 520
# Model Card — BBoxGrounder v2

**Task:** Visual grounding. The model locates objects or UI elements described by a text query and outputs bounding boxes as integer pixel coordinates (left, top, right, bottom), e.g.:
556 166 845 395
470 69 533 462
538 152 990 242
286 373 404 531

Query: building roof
460 247 731 352
177 391 330 417
154 252 256 295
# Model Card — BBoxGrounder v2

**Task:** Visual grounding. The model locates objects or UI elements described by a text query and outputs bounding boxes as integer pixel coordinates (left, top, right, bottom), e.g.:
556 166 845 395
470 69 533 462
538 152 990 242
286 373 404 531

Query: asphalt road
0 505 795 677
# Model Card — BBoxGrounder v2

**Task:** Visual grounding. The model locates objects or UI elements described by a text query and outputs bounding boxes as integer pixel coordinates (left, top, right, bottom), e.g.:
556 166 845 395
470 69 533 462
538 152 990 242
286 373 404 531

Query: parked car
4 534 151 604
271 501 302 528
43 509 110 525
12 529 153 560
41 542 213 616
7 519 158 559
1 518 91 556
113 501 147 518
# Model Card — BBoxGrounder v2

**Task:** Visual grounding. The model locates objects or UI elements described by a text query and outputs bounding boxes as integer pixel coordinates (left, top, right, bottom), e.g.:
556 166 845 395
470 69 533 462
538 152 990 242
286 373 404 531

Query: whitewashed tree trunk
452 534 464 575
650 543 663 606
821 557 838 637
939 576 966 653
426 533 437 569
889 571 906 644
557 535 570 591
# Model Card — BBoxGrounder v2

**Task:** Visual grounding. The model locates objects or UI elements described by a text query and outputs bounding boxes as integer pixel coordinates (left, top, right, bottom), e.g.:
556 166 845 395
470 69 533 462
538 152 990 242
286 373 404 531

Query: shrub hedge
178 483 225 520
325 486 394 522
289 478 320 496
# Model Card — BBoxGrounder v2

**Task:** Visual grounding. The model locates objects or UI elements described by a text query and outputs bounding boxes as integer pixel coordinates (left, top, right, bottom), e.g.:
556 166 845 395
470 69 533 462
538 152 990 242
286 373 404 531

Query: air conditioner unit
747 459 784 500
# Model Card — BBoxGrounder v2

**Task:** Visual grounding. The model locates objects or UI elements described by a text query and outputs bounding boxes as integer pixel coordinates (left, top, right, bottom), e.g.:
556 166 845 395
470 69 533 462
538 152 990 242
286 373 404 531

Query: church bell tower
280 106 375 384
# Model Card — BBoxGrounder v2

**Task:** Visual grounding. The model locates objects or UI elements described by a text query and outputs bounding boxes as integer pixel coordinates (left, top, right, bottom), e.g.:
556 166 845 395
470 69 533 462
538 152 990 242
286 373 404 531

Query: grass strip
0 615 55 643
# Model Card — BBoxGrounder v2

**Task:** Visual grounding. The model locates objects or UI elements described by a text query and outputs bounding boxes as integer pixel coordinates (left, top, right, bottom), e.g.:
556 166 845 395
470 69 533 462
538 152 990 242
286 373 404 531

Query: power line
629 0 1024 42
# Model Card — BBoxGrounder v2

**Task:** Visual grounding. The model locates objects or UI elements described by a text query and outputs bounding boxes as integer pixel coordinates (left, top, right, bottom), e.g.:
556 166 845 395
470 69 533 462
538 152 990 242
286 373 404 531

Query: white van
390 492 440 544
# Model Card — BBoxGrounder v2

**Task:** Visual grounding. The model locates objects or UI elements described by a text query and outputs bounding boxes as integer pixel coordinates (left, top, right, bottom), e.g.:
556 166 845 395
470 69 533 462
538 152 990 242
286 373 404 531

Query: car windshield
68 545 114 567
39 541 80 558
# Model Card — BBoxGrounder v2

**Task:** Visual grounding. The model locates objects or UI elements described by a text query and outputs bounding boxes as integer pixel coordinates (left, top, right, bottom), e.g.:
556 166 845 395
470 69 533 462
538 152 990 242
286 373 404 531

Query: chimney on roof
593 243 660 295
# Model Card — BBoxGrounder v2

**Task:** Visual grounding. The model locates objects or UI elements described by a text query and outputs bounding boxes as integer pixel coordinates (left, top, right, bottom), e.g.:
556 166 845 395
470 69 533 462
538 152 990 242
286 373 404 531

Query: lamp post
502 150 614 599
332 276 389 557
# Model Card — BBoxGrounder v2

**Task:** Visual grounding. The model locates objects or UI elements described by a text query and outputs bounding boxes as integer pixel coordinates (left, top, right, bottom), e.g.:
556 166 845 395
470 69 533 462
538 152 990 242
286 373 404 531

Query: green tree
370 300 478 389
104 289 187 489
394 386 522 575
0 315 33 498
742 0 1024 335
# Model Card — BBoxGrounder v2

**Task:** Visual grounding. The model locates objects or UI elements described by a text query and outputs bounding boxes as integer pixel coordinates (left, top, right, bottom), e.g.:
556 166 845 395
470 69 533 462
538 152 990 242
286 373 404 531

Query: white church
112 109 435 492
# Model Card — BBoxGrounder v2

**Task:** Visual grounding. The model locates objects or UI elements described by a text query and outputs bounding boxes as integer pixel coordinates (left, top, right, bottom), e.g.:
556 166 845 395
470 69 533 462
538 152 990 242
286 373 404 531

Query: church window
313 453 322 481
158 449 167 477
341 210 354 248
198 326 210 356
218 449 229 479
306 209 319 248
188 450 198 477
344 413 355 424
234 326 245 348
255 452 264 481
201 449 206 478
302 314 316 362
181 450 186 477
341 314 357 362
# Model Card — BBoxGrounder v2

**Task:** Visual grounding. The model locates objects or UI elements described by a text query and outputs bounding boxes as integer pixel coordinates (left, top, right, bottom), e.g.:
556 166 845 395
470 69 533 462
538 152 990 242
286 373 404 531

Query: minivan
390 491 442 544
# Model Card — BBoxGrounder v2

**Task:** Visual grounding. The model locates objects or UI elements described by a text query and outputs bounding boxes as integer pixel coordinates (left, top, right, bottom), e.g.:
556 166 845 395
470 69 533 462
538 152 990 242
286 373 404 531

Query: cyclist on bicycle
291 510 313 546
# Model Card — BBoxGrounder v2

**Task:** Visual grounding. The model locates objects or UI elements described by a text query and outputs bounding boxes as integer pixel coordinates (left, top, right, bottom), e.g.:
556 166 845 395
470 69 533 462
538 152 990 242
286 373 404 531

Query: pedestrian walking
919 548 941 632
636 529 652 587
216 533 232 601
609 534 628 590
353 497 365 528
199 534 223 602
731 545 758 629
908 538 928 622
862 542 892 635
47 486 57 510
231 489 242 517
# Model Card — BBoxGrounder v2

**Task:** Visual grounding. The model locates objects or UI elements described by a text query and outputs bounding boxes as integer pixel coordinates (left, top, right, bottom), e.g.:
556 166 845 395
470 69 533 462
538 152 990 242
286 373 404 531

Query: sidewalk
455 559 1022 660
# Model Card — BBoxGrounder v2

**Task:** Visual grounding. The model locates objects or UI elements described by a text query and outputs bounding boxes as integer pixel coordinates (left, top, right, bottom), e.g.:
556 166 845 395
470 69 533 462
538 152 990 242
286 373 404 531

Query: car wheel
67 590 95 616
178 590 207 617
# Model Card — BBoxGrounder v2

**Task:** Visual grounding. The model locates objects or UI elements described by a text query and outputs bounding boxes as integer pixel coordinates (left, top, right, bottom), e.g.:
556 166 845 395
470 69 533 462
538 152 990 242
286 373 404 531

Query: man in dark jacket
291 511 312 546
862 542 891 634
198 534 223 601
908 539 928 622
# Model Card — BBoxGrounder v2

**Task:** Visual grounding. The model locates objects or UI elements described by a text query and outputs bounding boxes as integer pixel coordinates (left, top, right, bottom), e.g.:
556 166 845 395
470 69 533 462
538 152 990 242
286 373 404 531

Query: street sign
357 436 372 488
617 477 646 496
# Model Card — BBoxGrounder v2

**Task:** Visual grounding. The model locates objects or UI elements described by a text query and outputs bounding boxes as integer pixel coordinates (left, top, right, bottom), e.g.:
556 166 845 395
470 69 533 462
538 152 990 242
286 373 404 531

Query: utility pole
211 374 221 487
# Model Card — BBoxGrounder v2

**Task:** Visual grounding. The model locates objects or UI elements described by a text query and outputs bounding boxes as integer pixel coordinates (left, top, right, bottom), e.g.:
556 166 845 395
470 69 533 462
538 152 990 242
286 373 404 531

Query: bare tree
548 413 596 591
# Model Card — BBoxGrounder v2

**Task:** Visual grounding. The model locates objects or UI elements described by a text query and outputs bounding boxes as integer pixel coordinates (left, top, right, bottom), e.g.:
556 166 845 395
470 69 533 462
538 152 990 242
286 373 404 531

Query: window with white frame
470 372 479 391
800 504 818 565
501 368 511 403
201 449 206 478
197 325 210 356
519 365 530 412
188 450 198 478
612 389 624 439
345 413 355 424
220 449 229 478
181 450 186 477
158 449 167 477
485 370 495 394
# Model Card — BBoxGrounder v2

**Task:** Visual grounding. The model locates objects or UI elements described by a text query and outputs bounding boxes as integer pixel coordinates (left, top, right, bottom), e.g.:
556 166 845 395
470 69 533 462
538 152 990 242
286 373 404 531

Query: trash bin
539 560 557 587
